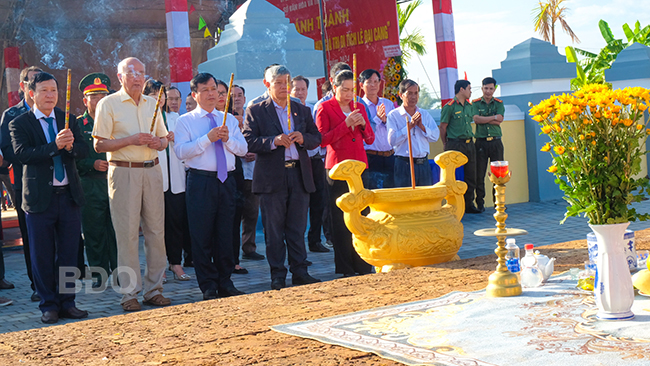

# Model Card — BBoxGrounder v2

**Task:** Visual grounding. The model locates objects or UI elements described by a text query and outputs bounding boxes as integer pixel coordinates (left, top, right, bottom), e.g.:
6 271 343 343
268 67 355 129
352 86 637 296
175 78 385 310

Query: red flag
464 71 468 80
189 4 196 14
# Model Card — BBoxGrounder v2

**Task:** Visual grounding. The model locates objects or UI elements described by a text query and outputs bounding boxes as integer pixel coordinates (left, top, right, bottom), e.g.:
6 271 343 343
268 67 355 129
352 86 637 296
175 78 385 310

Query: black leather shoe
271 278 286 290
203 289 218 300
305 259 312 266
292 274 321 286
31 291 41 302
242 251 265 260
41 310 59 324
309 242 330 253
0 279 15 289
233 267 249 274
203 290 219 300
59 306 88 319
476 204 486 213
465 205 482 214
219 286 245 298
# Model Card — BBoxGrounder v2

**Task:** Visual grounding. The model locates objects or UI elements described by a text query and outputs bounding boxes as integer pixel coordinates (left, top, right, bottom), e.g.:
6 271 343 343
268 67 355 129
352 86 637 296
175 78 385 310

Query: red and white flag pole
4 47 21 106
432 0 458 106
165 0 193 114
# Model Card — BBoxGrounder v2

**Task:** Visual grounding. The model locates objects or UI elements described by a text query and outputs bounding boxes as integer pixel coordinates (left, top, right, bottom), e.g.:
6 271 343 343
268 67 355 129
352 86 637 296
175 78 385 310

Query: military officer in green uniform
473 77 505 213
440 79 480 214
76 73 118 287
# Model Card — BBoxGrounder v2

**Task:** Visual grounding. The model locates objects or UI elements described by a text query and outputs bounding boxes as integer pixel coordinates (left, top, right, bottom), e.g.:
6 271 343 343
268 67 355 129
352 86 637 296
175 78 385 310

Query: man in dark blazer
9 72 89 324
243 65 322 290
0 65 42 301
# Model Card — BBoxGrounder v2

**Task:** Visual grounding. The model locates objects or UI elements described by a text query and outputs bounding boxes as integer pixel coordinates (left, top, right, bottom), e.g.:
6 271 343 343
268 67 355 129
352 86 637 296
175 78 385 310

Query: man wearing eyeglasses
93 57 171 312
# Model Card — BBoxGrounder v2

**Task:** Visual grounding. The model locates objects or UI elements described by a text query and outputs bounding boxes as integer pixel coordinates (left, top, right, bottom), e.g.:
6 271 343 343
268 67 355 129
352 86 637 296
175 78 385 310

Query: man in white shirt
360 69 395 189
387 79 439 187
174 73 248 300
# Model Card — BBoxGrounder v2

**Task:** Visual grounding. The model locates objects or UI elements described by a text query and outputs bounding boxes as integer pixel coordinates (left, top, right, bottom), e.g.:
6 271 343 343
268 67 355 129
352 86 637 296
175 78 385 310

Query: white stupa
198 0 325 103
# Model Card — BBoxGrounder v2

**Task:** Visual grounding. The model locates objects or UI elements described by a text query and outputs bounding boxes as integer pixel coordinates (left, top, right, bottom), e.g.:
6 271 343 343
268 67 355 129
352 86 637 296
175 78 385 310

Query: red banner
267 0 401 79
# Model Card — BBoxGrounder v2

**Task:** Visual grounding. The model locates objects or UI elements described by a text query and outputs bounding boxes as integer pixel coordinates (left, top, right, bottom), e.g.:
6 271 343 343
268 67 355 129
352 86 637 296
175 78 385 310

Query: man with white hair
93 57 171 311
243 65 322 291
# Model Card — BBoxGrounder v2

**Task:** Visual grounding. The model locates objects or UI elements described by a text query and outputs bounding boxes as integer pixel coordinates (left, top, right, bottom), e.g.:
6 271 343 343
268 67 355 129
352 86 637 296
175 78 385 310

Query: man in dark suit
0 66 42 302
243 65 322 290
9 72 89 324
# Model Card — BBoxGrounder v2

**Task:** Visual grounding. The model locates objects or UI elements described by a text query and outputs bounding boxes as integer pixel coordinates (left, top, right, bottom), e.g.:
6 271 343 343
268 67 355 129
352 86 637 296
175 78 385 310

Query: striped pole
4 47 21 106
165 0 193 114
432 0 458 106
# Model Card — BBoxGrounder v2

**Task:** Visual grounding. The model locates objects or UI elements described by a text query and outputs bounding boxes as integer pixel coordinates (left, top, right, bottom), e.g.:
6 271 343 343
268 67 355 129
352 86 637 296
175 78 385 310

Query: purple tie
206 113 228 183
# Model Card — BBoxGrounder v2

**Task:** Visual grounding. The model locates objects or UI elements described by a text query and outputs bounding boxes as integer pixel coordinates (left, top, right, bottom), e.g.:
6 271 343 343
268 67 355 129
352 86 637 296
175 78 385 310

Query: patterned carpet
273 274 650 366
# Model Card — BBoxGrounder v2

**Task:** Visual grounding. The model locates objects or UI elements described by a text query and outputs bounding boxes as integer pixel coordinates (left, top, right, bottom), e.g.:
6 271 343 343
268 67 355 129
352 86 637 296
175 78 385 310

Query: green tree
532 0 580 45
566 20 650 90
398 0 427 67
418 84 440 110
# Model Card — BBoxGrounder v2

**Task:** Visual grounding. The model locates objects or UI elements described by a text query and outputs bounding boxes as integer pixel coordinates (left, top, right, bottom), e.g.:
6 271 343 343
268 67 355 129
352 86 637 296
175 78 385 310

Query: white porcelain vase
589 222 635 321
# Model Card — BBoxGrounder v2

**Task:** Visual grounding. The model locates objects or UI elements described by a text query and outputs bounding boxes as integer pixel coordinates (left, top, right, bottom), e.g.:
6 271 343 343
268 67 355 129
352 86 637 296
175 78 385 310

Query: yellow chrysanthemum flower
547 166 557 173
554 146 566 155
541 143 551 152
541 125 552 134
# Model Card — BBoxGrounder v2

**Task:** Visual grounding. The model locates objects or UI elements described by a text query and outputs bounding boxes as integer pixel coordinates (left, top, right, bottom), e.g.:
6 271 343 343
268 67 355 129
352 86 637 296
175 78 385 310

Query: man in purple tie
174 73 248 300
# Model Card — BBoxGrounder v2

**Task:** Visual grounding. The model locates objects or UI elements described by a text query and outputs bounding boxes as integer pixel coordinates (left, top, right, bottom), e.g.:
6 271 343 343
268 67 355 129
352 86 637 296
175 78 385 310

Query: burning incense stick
222 73 234 127
287 74 292 131
353 53 357 110
149 87 164 133
64 69 71 129
406 115 416 189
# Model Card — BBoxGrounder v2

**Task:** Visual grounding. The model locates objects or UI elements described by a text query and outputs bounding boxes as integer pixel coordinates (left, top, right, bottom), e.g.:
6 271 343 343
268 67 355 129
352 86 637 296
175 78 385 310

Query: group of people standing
0 56 505 324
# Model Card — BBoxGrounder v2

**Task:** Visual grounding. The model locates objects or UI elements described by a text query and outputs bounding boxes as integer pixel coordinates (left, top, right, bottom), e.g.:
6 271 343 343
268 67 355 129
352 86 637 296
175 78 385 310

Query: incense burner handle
434 151 468 221
329 159 375 238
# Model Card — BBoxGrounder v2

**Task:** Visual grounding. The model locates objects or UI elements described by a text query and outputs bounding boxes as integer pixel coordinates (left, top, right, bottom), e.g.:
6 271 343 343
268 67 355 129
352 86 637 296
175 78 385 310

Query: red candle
490 161 509 178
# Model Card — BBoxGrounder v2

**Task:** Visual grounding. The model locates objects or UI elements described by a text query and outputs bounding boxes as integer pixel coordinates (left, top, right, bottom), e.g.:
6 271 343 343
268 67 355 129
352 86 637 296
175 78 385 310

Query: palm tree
566 20 650 90
532 0 580 45
398 0 426 66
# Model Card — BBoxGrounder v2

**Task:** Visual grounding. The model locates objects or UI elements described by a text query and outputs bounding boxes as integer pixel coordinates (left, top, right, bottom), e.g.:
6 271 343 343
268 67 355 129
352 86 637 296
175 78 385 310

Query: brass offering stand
474 172 527 297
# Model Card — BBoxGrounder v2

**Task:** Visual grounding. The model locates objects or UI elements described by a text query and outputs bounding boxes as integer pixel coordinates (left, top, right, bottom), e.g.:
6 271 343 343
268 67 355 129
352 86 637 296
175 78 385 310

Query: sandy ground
1 230 648 366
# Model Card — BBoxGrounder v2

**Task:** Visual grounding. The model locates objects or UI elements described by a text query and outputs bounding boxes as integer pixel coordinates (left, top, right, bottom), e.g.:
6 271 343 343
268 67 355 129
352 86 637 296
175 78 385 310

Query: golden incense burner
329 151 468 273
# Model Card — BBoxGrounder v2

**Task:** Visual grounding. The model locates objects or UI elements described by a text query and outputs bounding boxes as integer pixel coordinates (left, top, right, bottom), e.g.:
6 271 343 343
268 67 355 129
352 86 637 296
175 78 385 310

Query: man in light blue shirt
361 69 395 189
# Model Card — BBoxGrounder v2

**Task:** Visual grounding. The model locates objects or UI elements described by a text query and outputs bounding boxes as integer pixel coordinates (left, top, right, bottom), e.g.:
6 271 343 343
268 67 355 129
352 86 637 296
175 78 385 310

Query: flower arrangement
381 56 405 104
529 84 650 225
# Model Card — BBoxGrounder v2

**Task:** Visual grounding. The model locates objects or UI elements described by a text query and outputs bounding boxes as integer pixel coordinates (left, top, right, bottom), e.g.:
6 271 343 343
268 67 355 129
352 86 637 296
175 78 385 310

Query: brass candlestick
474 172 526 297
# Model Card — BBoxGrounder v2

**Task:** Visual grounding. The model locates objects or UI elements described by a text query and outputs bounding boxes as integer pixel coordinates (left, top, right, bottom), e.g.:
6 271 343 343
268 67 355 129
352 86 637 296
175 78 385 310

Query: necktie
206 113 228 183
44 117 65 182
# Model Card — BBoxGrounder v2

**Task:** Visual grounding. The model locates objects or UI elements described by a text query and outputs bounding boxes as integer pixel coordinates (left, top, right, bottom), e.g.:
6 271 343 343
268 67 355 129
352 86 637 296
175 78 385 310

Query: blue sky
403 0 650 99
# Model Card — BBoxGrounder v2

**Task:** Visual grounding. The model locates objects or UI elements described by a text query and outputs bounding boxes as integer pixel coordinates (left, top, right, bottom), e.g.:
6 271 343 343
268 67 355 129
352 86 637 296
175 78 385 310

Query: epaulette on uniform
445 100 455 106
494 98 503 103
472 98 481 103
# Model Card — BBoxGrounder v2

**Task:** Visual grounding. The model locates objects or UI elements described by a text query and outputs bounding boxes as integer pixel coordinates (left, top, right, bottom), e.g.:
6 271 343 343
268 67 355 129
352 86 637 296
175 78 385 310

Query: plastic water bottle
505 238 521 278
520 244 544 288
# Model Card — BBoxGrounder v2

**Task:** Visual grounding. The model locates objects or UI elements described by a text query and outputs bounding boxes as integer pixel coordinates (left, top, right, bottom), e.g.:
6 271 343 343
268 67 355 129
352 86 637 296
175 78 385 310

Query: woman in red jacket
316 70 375 277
